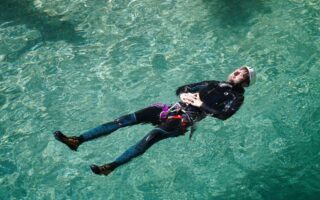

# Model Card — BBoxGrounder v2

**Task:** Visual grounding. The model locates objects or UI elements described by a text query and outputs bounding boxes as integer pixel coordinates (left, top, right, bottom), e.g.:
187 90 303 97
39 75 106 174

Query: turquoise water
1 0 319 199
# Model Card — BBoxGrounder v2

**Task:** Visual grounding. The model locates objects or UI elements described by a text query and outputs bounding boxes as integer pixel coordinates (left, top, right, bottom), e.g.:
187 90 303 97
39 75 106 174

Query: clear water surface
0 0 319 199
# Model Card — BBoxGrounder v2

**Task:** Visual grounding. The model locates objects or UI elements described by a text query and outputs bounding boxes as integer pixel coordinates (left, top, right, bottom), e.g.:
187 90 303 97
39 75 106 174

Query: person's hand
180 93 203 107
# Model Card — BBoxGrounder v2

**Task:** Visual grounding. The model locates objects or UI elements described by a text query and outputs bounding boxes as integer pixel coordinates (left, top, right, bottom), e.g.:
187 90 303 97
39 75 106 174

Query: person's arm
199 103 220 115
186 91 244 120
181 93 204 107
175 80 218 96
182 93 220 116
184 84 245 120
208 95 244 120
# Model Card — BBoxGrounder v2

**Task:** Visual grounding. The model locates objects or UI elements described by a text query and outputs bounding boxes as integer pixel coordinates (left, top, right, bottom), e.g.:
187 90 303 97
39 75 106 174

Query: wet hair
239 67 250 86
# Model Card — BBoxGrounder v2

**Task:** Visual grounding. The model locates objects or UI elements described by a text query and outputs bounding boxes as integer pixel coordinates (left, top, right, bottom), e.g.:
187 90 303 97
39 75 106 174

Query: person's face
227 68 248 85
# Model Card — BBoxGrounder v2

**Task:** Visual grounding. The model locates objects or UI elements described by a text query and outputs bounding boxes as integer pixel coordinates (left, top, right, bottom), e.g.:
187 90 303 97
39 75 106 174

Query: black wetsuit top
176 80 245 122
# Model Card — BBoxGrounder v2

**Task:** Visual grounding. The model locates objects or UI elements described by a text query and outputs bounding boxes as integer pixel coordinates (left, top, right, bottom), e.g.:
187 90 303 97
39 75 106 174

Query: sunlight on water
0 0 319 199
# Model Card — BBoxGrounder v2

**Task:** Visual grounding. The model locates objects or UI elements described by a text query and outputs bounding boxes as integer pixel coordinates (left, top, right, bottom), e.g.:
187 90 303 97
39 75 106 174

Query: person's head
227 66 256 87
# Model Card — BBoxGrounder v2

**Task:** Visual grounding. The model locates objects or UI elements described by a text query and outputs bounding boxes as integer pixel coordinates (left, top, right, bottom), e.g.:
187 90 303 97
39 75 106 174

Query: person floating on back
54 66 256 176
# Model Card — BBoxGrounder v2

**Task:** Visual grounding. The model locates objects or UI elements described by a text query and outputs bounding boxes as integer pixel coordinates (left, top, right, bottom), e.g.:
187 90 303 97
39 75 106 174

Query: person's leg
81 105 164 141
53 113 137 151
90 126 185 175
54 106 163 151
79 113 137 142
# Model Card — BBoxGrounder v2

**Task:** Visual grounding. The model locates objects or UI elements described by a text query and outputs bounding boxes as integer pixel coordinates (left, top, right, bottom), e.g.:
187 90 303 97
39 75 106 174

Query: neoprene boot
54 131 83 151
90 163 116 176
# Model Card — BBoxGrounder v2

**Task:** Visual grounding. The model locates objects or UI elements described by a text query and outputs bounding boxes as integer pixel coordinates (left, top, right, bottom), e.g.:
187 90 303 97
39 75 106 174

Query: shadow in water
0 0 85 61
203 0 271 29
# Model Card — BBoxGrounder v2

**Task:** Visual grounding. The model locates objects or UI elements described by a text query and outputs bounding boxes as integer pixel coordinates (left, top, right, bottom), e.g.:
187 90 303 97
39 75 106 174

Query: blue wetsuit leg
79 106 163 142
113 127 184 167
80 113 138 142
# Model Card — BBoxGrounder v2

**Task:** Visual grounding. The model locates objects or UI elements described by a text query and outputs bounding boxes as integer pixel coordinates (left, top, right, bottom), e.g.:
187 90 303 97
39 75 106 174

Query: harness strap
158 103 194 133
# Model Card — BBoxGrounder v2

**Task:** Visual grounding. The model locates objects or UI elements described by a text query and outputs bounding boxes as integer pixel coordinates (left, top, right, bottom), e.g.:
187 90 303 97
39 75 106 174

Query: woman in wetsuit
54 66 256 176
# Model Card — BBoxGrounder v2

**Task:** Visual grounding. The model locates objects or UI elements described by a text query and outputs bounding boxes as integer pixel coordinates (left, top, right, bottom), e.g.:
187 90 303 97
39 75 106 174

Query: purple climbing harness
152 102 191 123
152 103 171 120
152 102 195 139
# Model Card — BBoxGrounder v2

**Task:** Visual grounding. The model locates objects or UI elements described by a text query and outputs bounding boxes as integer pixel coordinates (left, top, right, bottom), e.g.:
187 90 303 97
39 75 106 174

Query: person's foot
90 163 115 176
53 131 81 151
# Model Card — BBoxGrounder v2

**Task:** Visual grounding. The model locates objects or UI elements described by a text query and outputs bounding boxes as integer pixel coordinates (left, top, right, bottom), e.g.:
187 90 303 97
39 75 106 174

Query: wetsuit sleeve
201 95 244 120
175 80 218 95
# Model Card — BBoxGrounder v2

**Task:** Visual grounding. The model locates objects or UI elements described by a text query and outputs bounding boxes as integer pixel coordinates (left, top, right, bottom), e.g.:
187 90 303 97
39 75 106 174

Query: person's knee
114 113 137 127
141 129 167 147
144 130 162 142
